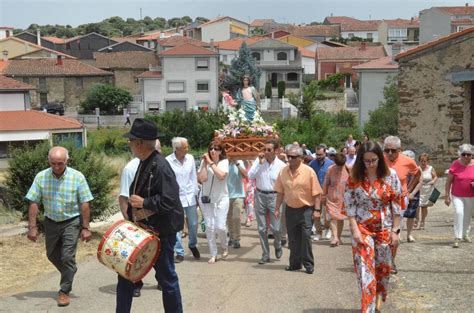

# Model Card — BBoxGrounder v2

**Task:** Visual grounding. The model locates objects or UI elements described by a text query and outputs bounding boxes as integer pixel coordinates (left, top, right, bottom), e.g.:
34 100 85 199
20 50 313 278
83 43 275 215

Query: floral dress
344 169 402 313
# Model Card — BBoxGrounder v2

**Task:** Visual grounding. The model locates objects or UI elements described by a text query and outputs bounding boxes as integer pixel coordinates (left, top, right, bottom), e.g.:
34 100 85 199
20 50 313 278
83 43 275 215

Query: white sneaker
324 229 332 240
463 236 472 243
312 233 322 241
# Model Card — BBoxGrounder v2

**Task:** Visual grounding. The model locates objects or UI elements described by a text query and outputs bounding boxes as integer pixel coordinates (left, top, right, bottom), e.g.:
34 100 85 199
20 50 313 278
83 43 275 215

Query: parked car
41 102 65 115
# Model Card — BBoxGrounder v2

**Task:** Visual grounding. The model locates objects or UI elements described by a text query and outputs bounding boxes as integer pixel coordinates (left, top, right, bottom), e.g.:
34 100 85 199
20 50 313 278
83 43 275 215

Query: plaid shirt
25 167 94 222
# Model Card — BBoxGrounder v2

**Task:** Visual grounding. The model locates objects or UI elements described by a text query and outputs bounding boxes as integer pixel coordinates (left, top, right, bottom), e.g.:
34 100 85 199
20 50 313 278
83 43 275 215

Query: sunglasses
461 153 472 157
363 158 379 165
287 155 300 160
384 148 398 154
264 148 274 152
210 147 221 151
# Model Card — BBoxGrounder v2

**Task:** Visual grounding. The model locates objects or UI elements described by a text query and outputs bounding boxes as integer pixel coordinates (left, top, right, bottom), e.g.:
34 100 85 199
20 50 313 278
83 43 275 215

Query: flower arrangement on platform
216 108 275 139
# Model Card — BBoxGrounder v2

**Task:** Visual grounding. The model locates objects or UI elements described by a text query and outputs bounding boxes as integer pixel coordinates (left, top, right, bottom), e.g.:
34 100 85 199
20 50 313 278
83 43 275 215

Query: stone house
97 41 153 53
395 26 474 169
0 57 112 111
290 25 340 42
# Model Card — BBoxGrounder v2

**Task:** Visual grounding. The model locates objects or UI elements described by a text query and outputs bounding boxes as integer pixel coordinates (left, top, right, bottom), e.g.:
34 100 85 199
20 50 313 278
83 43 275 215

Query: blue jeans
116 234 183 313
174 204 198 255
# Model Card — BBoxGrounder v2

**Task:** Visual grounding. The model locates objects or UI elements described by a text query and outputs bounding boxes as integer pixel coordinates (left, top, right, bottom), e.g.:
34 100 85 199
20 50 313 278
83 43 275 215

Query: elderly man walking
248 139 287 264
274 144 322 274
26 146 94 307
166 137 201 260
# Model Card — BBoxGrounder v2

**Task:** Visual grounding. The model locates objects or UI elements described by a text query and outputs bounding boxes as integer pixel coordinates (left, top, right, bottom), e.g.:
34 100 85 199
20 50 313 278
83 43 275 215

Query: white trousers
200 197 229 257
452 196 474 239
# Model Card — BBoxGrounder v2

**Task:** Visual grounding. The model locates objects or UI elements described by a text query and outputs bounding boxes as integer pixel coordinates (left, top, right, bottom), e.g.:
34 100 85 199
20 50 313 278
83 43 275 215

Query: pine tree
221 42 261 95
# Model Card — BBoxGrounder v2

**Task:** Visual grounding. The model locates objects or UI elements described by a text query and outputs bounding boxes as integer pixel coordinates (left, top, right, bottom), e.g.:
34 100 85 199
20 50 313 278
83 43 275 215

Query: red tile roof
157 36 210 47
0 75 35 90
94 51 160 69
292 25 340 38
214 37 266 50
352 56 398 70
250 19 275 27
316 45 386 60
324 16 360 24
0 26 14 30
136 71 163 79
42 36 66 44
1 59 113 76
341 20 381 32
299 48 315 58
0 110 83 131
384 18 419 28
395 25 474 61
159 43 218 56
436 6 474 15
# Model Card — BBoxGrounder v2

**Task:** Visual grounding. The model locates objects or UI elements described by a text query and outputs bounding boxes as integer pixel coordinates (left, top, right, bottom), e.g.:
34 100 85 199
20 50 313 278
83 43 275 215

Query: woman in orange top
344 141 402 313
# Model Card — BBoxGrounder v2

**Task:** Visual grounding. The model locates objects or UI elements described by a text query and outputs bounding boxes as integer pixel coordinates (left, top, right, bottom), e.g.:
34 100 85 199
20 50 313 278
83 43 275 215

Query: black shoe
157 283 162 291
133 288 141 297
305 267 314 274
281 240 287 247
258 257 270 264
174 255 184 263
190 247 200 259
268 234 275 239
285 265 301 271
228 239 234 246
233 240 241 249
275 248 283 259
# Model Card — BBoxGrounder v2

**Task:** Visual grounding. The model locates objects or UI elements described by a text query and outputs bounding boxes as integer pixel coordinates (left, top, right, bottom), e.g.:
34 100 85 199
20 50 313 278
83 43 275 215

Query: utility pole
140 8 143 20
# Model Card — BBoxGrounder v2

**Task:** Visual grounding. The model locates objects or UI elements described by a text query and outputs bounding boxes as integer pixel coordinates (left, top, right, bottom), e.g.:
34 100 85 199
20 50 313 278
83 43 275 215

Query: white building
0 75 35 111
0 27 13 40
201 16 249 43
138 43 219 112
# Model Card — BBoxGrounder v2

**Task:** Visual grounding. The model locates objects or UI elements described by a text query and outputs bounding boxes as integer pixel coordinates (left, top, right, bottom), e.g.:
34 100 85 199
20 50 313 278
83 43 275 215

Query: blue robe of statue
236 86 258 122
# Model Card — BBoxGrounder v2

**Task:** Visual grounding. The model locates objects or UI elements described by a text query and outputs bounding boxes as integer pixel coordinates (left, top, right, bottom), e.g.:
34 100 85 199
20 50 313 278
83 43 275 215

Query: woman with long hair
344 141 402 312
197 141 229 263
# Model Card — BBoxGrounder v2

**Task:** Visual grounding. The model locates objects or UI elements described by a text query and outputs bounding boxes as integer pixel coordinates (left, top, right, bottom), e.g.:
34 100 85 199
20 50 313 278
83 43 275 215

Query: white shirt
166 153 199 207
248 157 286 191
119 158 140 198
199 159 229 202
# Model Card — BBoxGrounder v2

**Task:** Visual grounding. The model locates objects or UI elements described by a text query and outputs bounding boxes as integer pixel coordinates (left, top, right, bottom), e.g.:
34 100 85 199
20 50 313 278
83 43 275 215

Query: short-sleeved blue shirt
309 157 334 185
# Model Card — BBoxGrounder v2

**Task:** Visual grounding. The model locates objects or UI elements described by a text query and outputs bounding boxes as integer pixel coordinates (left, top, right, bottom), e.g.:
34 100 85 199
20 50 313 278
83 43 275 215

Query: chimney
36 29 41 46
466 3 469 7
360 41 367 51
2 50 8 61
56 55 63 65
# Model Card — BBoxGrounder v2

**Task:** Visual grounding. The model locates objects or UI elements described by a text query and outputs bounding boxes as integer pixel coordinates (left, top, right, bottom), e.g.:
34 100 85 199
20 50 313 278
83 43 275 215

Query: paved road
1 199 473 312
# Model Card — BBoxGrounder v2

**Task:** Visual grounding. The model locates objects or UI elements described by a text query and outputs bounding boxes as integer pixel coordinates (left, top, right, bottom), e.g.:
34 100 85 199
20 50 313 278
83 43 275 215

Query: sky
0 0 472 29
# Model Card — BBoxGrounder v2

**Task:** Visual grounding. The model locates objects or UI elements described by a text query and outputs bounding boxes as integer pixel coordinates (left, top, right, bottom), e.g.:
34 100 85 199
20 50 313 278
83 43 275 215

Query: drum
97 220 161 283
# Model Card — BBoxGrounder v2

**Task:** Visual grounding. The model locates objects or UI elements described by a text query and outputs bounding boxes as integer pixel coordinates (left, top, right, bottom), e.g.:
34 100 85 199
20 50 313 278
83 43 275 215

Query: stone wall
316 96 346 113
113 70 143 95
397 35 473 171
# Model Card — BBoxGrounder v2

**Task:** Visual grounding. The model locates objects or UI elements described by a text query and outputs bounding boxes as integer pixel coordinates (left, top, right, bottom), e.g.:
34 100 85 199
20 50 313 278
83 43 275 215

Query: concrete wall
316 97 346 113
302 57 315 75
202 21 231 42
397 35 473 170
0 39 39 58
0 93 27 110
420 9 451 43
357 70 397 125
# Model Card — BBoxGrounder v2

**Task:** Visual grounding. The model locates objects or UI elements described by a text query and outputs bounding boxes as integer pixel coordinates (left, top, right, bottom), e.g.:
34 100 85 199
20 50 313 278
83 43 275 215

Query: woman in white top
198 141 229 264
417 153 438 229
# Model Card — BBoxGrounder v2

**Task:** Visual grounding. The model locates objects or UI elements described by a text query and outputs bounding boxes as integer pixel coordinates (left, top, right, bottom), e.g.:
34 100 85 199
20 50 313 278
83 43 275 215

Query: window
222 55 228 62
196 58 209 70
252 52 261 61
196 81 209 92
367 33 373 39
388 28 407 38
76 77 83 89
22 77 30 84
197 101 210 111
39 92 48 105
287 73 298 81
39 77 47 90
167 81 185 93
277 52 287 61
348 33 354 38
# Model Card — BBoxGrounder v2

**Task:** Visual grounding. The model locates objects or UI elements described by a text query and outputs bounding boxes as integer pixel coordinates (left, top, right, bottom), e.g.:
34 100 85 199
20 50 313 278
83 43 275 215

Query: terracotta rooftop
250 19 275 27
94 51 160 69
0 110 83 131
157 36 210 47
214 37 265 50
201 16 249 27
436 6 474 15
1 59 112 76
395 25 474 61
299 47 315 58
324 16 360 24
316 45 387 60
136 71 163 79
0 75 35 91
42 36 66 44
159 43 218 56
0 26 14 30
292 25 340 38
384 18 419 28
352 56 398 70
341 20 382 32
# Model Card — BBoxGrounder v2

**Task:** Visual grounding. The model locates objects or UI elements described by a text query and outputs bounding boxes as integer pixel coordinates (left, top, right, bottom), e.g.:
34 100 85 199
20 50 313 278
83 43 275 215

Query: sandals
330 239 340 247
208 257 216 264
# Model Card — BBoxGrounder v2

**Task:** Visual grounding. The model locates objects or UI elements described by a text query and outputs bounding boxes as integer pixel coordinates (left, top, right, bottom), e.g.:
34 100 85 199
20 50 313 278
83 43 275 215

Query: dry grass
0 229 106 295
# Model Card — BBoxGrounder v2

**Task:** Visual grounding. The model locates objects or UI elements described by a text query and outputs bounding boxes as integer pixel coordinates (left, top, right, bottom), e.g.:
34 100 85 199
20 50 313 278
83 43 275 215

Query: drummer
117 118 184 313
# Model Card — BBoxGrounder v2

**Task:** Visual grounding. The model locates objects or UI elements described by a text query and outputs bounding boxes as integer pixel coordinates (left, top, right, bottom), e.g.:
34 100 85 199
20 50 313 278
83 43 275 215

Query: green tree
287 80 321 119
277 81 286 98
265 81 272 99
195 17 210 23
250 27 266 36
364 76 399 138
81 84 132 113
220 42 261 94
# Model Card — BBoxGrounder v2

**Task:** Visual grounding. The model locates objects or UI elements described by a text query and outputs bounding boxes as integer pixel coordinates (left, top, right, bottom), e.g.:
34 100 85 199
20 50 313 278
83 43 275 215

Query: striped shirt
25 167 94 222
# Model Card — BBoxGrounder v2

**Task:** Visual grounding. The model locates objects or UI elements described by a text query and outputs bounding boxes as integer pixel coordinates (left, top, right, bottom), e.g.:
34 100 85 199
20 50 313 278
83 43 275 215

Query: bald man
26 146 94 307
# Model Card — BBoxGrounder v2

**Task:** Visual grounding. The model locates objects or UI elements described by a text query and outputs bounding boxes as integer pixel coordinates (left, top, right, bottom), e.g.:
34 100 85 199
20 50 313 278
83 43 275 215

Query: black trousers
285 206 314 270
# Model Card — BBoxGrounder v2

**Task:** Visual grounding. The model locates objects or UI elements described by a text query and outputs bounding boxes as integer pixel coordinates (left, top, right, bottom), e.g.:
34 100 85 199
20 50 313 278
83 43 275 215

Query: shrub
87 127 129 156
277 81 286 98
5 142 116 223
81 83 133 113
317 73 345 91
265 81 272 99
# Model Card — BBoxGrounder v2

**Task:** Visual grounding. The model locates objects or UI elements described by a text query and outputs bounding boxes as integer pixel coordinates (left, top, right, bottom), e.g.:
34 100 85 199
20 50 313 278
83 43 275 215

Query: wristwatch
391 228 400 234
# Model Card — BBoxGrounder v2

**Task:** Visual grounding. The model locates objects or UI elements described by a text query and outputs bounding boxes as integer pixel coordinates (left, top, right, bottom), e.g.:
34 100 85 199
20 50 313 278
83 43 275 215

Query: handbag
428 187 441 204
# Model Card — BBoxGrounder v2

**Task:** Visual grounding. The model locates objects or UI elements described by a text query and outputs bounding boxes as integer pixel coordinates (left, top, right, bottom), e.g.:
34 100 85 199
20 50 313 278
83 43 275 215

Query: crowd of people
24 120 473 312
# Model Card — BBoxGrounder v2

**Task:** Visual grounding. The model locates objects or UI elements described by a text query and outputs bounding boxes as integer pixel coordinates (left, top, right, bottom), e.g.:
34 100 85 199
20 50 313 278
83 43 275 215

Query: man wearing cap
117 118 184 313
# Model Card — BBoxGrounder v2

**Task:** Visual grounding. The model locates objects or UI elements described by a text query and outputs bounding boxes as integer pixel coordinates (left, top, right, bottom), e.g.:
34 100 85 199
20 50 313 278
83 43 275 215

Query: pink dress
323 165 349 220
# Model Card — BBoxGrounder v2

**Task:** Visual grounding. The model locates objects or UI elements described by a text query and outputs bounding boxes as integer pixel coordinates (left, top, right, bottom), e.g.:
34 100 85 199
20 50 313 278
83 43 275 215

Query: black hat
123 118 159 140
